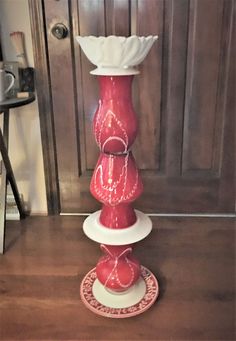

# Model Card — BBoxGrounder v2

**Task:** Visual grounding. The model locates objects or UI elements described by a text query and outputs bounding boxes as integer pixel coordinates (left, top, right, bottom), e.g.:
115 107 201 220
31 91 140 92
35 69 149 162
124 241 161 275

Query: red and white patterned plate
80 266 159 318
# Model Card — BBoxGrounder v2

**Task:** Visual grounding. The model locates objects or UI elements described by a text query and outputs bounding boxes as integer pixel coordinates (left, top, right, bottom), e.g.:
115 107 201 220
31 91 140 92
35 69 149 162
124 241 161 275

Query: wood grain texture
77 0 105 170
0 216 235 340
28 0 60 214
43 0 80 207
182 0 229 175
131 0 163 170
105 0 130 36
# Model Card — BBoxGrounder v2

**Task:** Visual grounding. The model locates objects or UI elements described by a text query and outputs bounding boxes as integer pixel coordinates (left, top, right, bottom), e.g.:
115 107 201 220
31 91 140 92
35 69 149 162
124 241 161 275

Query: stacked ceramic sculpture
77 35 159 318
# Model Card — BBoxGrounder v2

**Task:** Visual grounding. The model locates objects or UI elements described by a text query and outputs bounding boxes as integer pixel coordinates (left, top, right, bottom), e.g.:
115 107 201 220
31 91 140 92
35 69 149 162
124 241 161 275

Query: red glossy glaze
90 151 143 227
99 203 136 229
93 76 137 153
96 244 140 292
91 75 143 230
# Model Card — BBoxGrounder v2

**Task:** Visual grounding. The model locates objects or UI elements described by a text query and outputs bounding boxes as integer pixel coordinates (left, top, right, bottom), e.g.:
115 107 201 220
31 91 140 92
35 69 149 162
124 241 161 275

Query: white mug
0 69 15 102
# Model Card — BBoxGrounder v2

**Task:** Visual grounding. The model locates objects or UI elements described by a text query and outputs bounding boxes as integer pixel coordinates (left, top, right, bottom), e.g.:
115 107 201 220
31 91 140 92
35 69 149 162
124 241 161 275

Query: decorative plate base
80 266 159 318
83 210 152 245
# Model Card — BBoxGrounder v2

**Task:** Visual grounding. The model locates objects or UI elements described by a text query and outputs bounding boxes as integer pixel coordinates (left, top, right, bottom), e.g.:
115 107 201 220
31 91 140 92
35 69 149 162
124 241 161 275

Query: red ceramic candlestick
77 35 159 318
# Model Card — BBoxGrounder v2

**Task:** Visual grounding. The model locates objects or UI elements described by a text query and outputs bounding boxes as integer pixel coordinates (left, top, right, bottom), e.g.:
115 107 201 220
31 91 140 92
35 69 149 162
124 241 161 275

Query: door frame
29 0 60 214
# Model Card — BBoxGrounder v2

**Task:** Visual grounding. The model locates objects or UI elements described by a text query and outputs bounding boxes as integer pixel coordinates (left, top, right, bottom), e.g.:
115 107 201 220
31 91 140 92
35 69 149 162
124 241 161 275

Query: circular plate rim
83 210 152 245
80 266 159 318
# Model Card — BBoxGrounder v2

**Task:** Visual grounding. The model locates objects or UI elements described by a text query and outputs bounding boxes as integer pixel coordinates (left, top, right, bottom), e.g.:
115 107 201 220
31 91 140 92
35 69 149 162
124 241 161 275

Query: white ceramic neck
90 67 140 76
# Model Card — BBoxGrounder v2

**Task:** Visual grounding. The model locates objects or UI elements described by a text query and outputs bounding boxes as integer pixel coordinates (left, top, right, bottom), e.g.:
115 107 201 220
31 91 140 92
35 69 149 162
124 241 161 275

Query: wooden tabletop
0 93 35 111
0 215 235 340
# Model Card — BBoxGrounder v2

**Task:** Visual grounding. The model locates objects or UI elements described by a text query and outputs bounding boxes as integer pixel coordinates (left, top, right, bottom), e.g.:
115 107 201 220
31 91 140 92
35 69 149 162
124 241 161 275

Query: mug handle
5 73 15 94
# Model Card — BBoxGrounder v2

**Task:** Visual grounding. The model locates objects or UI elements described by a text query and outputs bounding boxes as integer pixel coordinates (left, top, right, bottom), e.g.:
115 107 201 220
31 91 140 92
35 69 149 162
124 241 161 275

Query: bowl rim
76 34 158 40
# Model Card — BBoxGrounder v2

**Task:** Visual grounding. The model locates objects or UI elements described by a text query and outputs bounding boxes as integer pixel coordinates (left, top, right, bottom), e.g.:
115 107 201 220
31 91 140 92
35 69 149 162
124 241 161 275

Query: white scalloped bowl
76 35 158 75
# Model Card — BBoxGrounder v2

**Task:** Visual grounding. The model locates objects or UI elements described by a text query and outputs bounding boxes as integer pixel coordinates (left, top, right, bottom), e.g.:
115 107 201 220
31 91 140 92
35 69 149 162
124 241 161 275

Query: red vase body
94 76 137 153
91 152 143 205
96 244 140 292
90 75 143 229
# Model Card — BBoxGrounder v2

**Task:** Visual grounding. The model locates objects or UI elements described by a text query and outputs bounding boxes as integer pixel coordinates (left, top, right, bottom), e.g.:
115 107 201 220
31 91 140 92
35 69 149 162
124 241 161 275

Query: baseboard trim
29 212 48 216
60 212 236 218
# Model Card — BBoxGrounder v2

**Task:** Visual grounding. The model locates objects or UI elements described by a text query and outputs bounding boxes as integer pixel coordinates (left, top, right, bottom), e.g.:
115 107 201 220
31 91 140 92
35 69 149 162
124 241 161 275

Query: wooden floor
0 216 235 340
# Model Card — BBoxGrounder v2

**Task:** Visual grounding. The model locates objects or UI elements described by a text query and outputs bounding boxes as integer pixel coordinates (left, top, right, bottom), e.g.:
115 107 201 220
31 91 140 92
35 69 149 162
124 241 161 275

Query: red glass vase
90 151 143 228
93 76 138 154
90 75 143 229
96 244 140 292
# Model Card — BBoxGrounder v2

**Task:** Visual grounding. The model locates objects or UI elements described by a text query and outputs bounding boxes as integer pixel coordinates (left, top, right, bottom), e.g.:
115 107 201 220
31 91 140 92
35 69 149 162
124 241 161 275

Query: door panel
183 0 226 175
131 0 163 171
43 0 235 213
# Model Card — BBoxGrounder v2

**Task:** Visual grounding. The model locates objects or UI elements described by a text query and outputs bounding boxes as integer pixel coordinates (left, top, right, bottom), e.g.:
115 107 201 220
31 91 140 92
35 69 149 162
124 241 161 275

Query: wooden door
39 0 235 213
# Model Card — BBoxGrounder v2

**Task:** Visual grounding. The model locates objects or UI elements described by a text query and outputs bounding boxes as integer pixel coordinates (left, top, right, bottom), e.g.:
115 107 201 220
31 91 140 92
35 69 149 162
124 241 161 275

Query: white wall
0 0 47 214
